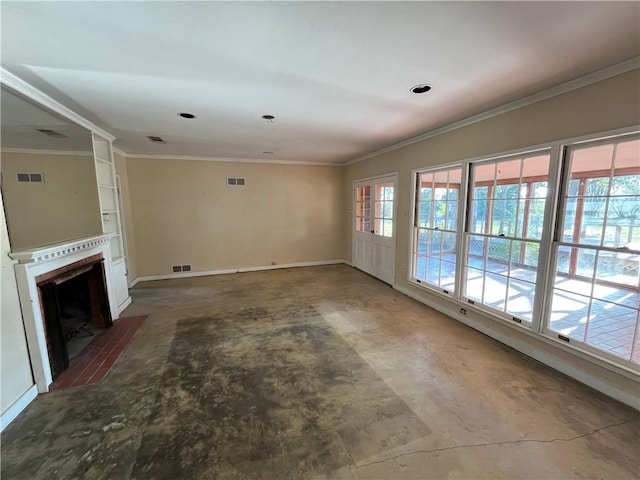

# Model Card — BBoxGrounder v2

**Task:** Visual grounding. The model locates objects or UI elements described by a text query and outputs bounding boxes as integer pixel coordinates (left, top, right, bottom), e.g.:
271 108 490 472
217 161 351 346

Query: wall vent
227 177 246 186
35 128 68 138
147 135 165 143
171 264 192 273
17 173 44 183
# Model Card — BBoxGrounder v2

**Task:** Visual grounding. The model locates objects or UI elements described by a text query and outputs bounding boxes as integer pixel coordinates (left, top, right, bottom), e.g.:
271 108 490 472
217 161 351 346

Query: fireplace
10 234 118 392
36 254 112 378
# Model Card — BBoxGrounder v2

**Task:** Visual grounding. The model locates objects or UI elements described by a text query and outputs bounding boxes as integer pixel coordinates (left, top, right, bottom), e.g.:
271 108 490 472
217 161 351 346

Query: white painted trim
393 284 639 409
116 296 132 315
117 151 337 167
130 260 346 286
0 68 116 142
344 57 640 166
0 148 94 157
0 385 38 432
9 234 114 264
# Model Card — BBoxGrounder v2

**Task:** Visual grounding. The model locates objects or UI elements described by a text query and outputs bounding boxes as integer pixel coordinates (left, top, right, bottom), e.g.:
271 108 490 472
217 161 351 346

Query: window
355 186 371 233
463 153 551 322
548 136 639 363
410 131 639 368
412 167 461 293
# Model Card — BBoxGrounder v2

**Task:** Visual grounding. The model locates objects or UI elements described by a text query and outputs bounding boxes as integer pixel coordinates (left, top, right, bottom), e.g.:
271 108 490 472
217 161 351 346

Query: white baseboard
1 385 37 432
130 260 347 287
393 284 639 410
115 296 132 316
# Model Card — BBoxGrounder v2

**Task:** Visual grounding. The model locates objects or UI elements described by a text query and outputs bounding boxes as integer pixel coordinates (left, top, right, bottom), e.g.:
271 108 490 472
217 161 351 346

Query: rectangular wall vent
171 264 192 273
227 177 246 186
147 135 165 143
35 128 68 138
17 173 44 183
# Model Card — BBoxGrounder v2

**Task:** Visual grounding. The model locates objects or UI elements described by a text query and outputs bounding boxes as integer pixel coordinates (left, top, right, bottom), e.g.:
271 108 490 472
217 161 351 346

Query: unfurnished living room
1 2 639 479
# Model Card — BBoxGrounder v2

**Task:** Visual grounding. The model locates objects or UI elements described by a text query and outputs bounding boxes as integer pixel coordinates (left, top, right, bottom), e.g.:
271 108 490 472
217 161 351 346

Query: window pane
415 254 427 282
426 257 441 286
382 219 393 237
487 237 510 264
483 273 507 311
594 251 639 290
467 235 486 269
416 229 428 256
506 278 536 321
465 267 484 302
585 300 637 361
440 260 456 290
549 290 589 341
526 199 546 240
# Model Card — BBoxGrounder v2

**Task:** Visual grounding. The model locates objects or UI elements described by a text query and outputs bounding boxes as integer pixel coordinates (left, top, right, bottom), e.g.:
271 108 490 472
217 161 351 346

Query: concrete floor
1 265 638 479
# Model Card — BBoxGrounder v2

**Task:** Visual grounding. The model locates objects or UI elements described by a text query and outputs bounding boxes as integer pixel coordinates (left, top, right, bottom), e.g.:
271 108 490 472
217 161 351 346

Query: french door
353 174 397 284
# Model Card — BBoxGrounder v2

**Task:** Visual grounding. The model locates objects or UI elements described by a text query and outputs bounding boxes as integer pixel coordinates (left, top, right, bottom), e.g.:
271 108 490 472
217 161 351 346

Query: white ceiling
1 86 93 151
1 2 639 164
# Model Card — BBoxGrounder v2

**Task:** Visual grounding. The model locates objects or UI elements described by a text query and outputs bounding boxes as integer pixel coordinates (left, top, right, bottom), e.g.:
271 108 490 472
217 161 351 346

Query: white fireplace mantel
10 234 115 264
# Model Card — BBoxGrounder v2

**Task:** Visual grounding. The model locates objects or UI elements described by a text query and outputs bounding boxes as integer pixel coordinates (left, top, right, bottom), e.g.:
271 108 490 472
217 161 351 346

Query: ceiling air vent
35 128 68 138
227 177 246 187
147 135 165 144
17 173 44 183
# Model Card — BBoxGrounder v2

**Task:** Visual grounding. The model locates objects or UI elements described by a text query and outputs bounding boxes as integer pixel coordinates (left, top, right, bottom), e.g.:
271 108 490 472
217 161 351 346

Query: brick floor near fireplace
51 316 147 390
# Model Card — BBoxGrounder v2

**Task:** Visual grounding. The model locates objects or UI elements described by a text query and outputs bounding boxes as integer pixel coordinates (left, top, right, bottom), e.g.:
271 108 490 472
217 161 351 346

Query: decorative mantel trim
10 234 115 264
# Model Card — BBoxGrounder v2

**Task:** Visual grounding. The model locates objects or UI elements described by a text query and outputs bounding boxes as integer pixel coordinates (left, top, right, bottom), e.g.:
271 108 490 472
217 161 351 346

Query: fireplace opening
37 255 112 379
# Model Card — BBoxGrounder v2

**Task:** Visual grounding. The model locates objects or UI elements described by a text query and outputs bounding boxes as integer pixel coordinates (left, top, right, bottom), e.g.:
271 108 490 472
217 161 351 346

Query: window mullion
535 144 564 334
454 163 470 299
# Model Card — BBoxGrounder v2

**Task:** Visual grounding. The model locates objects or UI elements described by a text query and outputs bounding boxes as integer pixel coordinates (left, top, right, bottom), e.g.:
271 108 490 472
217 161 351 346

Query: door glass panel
374 182 394 237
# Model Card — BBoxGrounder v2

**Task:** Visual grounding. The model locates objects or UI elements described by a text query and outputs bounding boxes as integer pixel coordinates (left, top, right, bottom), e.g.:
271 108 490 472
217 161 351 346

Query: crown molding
343 56 640 166
0 147 93 156
0 68 116 142
113 150 338 167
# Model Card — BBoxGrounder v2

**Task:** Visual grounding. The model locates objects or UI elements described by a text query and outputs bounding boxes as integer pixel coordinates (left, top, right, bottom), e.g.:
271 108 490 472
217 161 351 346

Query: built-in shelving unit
92 133 129 310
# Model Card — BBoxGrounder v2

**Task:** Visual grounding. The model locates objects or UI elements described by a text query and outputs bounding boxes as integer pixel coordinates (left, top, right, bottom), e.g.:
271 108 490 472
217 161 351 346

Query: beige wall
126 158 344 277
114 152 139 281
1 152 102 250
0 191 34 415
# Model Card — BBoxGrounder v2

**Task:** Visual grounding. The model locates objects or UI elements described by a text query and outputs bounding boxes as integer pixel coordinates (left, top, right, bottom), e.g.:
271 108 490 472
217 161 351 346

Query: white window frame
407 126 640 374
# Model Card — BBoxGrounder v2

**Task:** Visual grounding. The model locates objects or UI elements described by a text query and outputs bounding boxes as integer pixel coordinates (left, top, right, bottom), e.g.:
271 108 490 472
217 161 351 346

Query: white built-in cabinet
92 133 130 313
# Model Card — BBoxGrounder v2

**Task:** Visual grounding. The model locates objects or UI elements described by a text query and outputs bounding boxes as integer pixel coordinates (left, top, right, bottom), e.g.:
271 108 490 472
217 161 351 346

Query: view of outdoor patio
413 137 639 365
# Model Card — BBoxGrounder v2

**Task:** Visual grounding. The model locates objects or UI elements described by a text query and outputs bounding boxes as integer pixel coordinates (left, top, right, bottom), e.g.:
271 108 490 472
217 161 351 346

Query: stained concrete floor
2 265 638 479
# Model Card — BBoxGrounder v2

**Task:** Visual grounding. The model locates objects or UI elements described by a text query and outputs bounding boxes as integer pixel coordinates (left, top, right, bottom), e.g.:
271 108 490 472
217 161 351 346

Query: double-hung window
547 135 639 363
412 167 462 294
463 152 551 323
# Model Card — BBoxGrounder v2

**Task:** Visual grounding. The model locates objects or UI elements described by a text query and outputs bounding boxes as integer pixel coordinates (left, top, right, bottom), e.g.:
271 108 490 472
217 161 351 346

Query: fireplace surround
10 234 119 392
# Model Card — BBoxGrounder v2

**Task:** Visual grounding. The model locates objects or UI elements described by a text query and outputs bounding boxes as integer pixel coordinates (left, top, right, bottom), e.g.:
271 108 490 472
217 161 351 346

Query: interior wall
0 191 35 416
342 68 640 404
114 152 138 282
1 151 102 250
343 68 640 272
126 158 344 278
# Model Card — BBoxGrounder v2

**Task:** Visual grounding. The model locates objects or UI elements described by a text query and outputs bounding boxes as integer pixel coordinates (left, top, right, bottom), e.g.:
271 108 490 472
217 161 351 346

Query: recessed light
262 114 275 120
410 84 432 94
147 135 165 143
262 151 274 155
178 112 196 119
